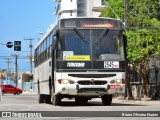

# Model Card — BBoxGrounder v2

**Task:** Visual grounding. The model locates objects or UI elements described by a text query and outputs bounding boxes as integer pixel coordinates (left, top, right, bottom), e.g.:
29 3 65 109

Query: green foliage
126 26 160 65
147 0 160 19
101 0 160 97
101 0 160 67
127 0 160 30
101 0 124 20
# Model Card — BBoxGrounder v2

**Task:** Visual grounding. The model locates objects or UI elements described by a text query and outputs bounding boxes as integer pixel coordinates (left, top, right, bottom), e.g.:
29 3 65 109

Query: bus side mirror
123 35 127 58
123 34 127 48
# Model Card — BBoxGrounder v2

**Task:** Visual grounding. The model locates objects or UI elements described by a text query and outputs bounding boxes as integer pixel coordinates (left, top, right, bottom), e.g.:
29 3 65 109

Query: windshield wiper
96 28 109 43
73 28 86 42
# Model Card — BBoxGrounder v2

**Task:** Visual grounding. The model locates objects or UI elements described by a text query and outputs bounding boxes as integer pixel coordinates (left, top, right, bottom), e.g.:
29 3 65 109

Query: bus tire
101 95 112 105
53 95 61 106
75 98 81 104
45 95 51 104
81 98 88 104
39 94 45 103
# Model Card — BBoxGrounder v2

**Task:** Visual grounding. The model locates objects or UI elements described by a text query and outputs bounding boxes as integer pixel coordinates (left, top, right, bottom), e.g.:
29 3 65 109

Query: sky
0 0 56 73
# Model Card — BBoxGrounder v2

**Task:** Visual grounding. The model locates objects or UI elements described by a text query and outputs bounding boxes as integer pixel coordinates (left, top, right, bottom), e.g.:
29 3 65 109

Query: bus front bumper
56 84 109 96
56 84 125 96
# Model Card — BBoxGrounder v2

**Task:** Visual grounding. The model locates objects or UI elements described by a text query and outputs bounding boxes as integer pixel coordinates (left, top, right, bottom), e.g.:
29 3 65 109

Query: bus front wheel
101 95 112 105
39 94 45 103
52 95 61 106
45 95 51 104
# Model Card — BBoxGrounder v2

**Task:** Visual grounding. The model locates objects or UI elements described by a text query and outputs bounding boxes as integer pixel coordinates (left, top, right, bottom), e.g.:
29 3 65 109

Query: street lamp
38 32 44 41
38 32 44 35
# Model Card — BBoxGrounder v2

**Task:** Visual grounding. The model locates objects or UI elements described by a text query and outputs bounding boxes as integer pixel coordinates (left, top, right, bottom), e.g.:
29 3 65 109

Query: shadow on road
51 100 148 107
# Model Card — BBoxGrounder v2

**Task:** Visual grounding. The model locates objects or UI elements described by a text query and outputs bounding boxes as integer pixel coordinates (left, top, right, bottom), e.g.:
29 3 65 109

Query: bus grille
68 74 116 78
78 80 107 85
78 88 106 93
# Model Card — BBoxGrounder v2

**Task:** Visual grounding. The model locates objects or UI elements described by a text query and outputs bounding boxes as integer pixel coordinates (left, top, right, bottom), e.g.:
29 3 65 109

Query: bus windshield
59 29 124 61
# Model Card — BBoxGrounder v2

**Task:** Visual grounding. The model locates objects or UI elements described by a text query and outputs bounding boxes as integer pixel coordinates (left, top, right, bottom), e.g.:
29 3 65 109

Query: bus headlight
58 79 75 84
116 79 121 84
63 80 69 84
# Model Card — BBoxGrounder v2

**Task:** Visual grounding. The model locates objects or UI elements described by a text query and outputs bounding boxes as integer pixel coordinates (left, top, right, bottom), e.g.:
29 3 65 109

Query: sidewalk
22 91 37 95
113 96 160 103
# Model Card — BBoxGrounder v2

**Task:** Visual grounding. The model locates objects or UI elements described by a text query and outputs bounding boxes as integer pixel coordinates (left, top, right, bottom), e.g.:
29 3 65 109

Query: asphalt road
0 93 160 120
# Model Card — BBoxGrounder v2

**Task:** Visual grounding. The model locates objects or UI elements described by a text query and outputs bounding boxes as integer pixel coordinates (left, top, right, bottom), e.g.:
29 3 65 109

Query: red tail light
58 79 62 84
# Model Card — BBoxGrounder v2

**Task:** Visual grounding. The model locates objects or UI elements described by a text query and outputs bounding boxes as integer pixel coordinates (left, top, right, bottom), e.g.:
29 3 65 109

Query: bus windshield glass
59 29 124 61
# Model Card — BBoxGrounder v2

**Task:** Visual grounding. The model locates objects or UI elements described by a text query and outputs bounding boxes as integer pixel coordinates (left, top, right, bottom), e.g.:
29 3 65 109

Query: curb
113 97 160 103
22 91 37 95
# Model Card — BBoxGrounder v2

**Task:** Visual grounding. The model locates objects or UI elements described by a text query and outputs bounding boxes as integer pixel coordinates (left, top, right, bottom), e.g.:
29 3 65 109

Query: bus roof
35 17 122 49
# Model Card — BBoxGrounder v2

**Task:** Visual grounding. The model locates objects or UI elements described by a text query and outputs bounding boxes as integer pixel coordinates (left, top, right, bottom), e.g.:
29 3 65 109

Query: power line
104 1 120 20
0 56 29 59
0 50 31 53
20 62 29 72
103 1 126 29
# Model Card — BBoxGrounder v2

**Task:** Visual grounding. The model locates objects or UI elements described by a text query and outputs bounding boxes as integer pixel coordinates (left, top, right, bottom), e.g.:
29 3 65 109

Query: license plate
110 85 121 89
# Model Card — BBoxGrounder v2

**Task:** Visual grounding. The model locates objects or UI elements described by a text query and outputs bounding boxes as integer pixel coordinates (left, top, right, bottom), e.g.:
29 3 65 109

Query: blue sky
0 0 56 73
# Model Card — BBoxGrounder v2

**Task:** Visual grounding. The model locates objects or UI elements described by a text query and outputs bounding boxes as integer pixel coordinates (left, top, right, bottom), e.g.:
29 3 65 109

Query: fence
130 67 160 98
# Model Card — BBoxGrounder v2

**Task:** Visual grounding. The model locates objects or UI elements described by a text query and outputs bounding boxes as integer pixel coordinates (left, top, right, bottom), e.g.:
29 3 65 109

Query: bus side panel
34 59 52 95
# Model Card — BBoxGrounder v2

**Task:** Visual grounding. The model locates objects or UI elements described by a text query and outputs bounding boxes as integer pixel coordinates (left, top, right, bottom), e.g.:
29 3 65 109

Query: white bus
34 17 126 106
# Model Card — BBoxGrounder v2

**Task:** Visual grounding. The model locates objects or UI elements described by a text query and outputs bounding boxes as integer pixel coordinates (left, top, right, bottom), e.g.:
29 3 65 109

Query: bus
34 17 126 106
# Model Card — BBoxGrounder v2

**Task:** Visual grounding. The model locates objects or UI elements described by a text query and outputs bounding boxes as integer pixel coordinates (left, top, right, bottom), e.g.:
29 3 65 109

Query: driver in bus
100 37 112 54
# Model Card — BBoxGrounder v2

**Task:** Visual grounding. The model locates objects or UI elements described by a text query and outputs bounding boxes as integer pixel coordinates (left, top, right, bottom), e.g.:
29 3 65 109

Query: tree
147 0 160 19
101 0 133 99
100 0 124 20
101 0 160 98
127 26 160 97
127 0 160 98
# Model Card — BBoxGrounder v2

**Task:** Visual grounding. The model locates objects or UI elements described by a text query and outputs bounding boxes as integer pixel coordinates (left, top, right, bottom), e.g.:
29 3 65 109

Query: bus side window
54 36 60 59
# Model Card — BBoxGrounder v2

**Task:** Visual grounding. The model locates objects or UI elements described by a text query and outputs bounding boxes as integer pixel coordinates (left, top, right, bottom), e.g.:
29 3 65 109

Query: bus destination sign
81 22 113 28
60 18 120 29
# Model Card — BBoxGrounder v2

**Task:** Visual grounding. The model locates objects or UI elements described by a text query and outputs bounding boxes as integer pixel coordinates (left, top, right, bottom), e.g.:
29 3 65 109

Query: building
54 0 106 18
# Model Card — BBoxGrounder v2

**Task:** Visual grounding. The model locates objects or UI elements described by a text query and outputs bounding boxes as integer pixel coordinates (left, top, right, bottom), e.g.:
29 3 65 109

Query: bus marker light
58 80 62 84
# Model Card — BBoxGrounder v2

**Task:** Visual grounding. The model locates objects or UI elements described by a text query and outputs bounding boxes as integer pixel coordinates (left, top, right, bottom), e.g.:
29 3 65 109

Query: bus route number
104 61 119 68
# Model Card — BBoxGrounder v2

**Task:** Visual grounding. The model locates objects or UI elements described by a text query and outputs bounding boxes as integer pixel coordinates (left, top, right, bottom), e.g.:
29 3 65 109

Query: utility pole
0 65 2 101
124 0 128 27
6 58 11 81
124 0 128 99
15 55 18 87
0 75 2 101
11 54 18 87
24 38 34 92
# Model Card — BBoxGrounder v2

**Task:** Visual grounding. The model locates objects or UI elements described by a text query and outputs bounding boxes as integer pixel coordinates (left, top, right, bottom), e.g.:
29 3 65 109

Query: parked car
0 84 23 95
